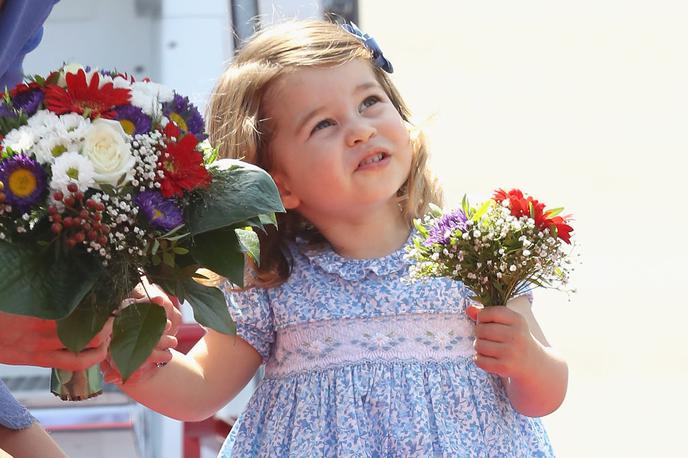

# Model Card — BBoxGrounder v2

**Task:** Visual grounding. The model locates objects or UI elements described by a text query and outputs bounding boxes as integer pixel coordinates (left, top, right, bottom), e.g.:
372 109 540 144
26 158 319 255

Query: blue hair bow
341 22 394 74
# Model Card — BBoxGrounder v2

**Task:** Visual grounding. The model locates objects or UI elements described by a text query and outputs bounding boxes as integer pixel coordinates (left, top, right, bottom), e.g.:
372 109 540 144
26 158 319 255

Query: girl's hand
465 303 543 381
100 329 177 385
100 281 181 385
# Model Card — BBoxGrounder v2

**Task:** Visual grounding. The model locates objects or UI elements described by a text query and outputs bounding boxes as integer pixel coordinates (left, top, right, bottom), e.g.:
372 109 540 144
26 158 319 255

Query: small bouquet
0 65 284 400
407 189 575 307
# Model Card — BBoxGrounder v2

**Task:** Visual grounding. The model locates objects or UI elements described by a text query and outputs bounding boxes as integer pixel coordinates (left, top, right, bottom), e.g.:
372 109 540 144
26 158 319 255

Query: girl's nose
345 119 376 147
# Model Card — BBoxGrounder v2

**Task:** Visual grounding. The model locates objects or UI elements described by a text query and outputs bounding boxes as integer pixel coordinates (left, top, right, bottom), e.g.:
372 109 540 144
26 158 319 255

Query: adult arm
0 423 67 458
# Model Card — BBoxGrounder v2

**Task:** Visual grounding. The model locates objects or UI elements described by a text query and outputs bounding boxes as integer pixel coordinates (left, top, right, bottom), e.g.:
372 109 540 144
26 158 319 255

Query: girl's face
264 59 412 225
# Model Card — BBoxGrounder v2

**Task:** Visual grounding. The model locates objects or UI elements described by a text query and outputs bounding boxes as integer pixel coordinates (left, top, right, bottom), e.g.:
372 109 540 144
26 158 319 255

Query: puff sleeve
221 282 275 362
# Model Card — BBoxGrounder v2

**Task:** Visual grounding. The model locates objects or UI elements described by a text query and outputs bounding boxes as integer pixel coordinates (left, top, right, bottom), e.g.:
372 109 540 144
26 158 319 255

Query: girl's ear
271 173 300 209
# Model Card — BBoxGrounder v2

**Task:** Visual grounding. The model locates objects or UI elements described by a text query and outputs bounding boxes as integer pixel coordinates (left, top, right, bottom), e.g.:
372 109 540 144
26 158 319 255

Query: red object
9 81 41 98
176 323 232 458
43 69 130 119
493 188 574 244
157 130 211 198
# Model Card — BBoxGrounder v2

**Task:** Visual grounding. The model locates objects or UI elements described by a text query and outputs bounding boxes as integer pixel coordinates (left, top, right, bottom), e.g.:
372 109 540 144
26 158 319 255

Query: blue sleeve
0 0 60 90
221 282 275 362
0 380 34 430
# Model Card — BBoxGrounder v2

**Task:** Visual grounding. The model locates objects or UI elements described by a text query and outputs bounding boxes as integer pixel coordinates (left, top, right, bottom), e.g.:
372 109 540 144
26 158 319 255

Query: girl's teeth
361 154 383 166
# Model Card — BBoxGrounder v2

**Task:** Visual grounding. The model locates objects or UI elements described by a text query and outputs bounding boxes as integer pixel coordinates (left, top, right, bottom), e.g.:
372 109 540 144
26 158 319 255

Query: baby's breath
406 192 577 306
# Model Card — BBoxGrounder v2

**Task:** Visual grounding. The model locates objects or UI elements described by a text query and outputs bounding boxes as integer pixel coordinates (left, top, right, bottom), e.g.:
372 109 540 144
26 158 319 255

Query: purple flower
115 105 152 135
162 94 206 140
134 190 184 231
12 88 43 116
0 154 47 212
424 208 468 246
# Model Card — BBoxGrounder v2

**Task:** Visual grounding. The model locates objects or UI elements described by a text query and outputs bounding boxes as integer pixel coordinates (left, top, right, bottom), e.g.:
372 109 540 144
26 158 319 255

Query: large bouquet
407 189 575 306
0 65 284 400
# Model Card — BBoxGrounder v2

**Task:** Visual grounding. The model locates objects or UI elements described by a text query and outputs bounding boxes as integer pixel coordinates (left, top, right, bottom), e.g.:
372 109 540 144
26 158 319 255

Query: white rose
82 119 136 187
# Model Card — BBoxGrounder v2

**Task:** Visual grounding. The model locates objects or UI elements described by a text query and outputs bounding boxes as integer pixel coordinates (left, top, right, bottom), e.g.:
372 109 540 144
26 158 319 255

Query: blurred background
2 0 686 456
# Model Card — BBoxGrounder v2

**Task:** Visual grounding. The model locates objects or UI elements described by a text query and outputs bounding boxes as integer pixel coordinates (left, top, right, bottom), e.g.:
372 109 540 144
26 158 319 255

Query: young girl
107 20 567 457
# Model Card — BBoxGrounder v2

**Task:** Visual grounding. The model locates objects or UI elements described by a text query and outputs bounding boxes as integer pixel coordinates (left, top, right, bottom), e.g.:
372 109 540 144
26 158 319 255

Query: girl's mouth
356 152 390 170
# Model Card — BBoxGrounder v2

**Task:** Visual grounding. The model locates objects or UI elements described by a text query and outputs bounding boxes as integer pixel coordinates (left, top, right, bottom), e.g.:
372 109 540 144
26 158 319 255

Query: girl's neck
314 203 411 260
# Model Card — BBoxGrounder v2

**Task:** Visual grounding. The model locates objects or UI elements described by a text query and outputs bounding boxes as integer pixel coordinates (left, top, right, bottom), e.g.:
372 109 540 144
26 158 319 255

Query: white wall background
360 0 687 456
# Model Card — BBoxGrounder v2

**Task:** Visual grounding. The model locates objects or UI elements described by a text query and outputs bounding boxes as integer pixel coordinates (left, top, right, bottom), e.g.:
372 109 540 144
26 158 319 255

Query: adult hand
0 311 112 371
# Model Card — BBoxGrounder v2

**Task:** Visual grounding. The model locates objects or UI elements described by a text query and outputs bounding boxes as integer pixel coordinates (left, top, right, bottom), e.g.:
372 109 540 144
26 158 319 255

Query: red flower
544 214 574 244
493 188 532 219
157 130 211 198
43 69 130 119
9 81 41 97
164 121 181 139
493 188 573 243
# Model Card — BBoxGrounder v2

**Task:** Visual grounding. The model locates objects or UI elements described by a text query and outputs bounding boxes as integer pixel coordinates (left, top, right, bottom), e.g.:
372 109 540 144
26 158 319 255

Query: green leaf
162 251 174 267
461 194 471 217
151 239 160 256
550 224 559 238
182 279 236 335
545 207 564 218
0 241 102 319
57 293 117 352
235 228 260 265
186 159 284 235
110 302 167 382
428 202 443 218
172 246 189 255
413 218 428 237
160 224 186 238
258 213 278 227
472 199 492 222
99 184 116 196
116 173 128 187
189 227 245 287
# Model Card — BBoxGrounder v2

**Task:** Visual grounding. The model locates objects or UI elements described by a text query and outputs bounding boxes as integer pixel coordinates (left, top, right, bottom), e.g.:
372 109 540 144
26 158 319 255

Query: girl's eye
311 119 335 134
360 95 381 110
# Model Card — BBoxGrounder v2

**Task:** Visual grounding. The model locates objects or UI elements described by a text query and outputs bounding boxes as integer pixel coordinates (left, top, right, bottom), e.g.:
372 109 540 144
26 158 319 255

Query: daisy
50 151 96 193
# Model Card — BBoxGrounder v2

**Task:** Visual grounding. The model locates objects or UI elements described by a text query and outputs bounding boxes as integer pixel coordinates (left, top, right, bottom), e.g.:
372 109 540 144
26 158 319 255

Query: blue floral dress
219 234 555 457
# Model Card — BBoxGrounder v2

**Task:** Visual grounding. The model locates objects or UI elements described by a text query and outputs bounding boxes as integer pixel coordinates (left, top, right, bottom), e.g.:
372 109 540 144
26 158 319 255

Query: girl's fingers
474 339 507 358
155 334 177 351
146 348 173 365
473 354 508 377
474 322 513 343
474 306 521 325
101 359 122 384
465 304 482 322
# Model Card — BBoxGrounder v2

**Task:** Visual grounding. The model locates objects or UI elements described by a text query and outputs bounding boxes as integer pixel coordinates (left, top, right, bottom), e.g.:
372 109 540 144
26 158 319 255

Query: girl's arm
502 299 568 417
467 301 568 417
112 329 262 422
